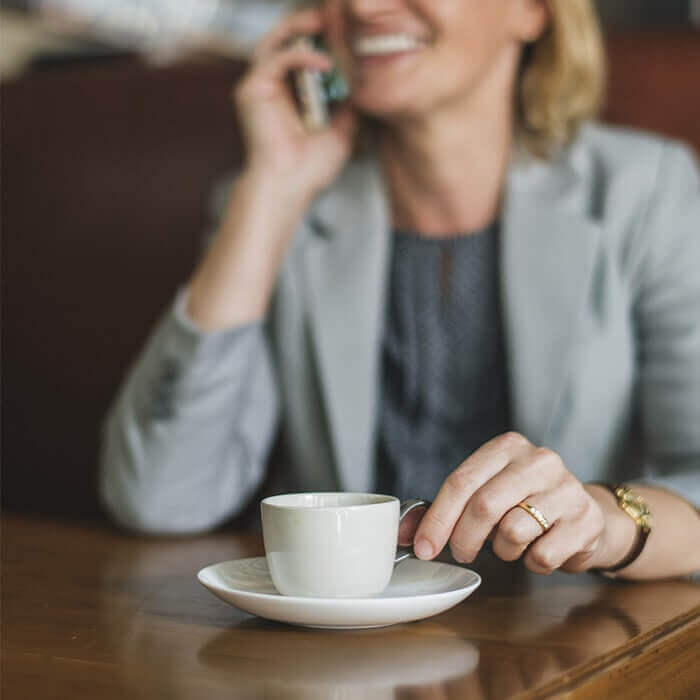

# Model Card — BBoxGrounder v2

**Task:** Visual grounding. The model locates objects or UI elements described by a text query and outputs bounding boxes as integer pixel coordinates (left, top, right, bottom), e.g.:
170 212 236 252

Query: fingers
238 7 330 107
235 44 332 109
414 432 532 560
523 503 605 575
256 44 332 84
448 449 569 563
491 499 554 563
491 478 587 561
414 431 604 576
253 7 325 62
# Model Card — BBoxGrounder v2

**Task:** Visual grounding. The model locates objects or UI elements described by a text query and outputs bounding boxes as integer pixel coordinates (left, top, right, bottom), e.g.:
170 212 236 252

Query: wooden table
2 514 698 699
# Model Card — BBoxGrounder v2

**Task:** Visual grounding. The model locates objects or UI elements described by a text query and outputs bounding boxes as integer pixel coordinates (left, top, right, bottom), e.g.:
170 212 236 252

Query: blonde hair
518 0 606 157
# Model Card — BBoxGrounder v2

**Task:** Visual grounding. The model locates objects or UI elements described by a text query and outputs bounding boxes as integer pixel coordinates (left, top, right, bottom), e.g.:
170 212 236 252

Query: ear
511 0 551 43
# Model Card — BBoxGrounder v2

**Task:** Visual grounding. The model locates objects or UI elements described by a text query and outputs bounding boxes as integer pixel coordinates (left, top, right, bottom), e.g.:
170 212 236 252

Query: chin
350 89 425 122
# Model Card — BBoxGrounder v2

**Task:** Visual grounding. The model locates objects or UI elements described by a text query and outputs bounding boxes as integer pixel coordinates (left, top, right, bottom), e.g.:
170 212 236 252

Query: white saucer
197 557 481 629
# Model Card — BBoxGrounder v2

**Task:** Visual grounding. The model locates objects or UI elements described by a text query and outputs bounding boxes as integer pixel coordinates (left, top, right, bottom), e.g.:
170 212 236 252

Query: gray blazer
100 123 700 534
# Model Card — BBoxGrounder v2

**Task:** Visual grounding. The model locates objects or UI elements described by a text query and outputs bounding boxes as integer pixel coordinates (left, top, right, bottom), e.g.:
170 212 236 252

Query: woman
100 0 700 579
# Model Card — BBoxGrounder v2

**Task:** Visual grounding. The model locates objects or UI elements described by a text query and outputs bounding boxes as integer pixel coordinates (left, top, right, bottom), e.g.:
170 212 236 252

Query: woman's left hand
412 432 609 574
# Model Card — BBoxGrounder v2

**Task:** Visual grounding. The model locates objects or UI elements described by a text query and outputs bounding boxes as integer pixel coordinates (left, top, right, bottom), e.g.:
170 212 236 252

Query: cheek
346 49 477 119
434 0 515 69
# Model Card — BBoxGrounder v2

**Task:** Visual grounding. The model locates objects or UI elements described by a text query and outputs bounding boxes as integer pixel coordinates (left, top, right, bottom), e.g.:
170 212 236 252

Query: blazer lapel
303 157 391 492
501 151 602 445
303 147 602 489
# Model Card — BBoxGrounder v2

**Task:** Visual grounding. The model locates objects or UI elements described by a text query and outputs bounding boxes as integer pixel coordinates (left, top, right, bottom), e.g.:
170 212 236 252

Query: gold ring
516 502 552 533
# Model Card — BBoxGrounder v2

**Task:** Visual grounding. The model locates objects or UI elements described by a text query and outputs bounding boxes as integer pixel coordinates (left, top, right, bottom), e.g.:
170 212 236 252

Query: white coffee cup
261 493 430 598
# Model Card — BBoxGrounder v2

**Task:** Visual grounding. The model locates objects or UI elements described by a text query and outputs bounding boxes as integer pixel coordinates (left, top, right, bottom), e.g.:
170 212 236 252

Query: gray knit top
375 223 512 500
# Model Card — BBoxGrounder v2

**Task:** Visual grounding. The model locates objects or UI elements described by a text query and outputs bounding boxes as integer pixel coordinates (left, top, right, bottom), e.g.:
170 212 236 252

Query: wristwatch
596 484 652 572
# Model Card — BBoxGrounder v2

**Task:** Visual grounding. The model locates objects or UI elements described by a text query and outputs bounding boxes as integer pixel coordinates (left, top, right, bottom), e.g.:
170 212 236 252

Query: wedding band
516 502 552 532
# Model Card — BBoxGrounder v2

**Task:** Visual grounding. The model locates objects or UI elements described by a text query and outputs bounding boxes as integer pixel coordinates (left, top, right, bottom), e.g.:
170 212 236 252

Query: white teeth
353 34 424 56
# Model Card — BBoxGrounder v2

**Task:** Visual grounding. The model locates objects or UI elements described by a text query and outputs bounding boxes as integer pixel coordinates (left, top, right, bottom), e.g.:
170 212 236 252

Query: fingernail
414 538 433 559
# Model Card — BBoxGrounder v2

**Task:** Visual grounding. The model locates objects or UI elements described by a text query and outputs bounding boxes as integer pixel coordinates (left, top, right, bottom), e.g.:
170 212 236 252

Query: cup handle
395 498 432 564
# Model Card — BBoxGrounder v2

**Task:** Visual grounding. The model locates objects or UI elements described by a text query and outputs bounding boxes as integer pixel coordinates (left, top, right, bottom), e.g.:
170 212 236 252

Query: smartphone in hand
292 35 349 130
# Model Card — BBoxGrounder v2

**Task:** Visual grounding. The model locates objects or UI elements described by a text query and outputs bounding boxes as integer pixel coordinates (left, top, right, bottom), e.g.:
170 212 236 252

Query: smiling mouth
352 33 428 57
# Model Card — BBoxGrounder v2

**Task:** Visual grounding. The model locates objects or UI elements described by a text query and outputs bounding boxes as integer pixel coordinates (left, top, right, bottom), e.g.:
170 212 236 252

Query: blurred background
2 1 700 525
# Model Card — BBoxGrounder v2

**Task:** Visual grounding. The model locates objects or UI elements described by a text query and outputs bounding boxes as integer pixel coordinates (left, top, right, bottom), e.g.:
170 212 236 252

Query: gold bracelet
592 483 651 573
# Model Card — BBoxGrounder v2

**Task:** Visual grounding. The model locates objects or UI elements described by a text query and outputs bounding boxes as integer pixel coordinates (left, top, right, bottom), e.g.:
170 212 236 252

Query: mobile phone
292 35 348 130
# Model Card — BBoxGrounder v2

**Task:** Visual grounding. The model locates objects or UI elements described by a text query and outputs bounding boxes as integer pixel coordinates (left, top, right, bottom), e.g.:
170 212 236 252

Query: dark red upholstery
605 30 700 150
2 59 246 519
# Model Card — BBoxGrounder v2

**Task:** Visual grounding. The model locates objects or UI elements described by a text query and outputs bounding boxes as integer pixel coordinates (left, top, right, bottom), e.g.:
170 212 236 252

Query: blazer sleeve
633 143 700 506
98 289 280 534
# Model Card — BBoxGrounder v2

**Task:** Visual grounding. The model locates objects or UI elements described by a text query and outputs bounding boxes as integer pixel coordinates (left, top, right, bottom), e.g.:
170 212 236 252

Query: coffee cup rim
261 492 398 511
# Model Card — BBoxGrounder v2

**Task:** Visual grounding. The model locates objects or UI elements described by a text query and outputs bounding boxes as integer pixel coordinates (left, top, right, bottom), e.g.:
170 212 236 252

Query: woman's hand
187 8 357 331
413 432 632 574
235 7 357 204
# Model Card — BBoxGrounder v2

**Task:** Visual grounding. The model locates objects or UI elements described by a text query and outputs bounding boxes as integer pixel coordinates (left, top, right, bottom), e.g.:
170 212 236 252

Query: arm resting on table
587 482 700 580
99 290 279 535
588 143 700 579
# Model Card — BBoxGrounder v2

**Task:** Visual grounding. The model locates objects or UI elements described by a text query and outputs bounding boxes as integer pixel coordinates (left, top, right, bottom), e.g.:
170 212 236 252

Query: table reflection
198 621 479 699
91 529 699 699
